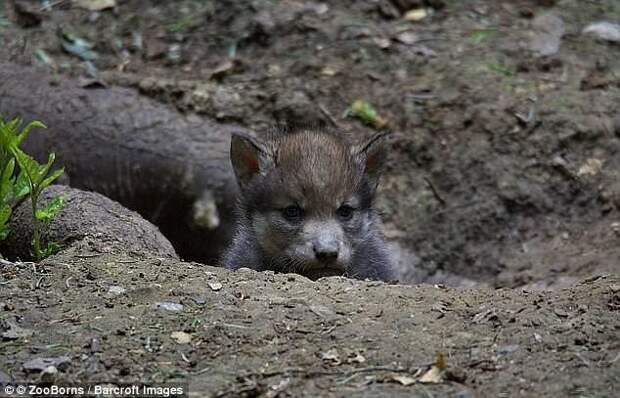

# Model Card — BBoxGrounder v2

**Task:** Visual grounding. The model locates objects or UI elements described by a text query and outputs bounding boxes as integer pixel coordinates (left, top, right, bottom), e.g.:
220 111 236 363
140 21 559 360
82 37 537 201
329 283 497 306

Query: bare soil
1 0 619 397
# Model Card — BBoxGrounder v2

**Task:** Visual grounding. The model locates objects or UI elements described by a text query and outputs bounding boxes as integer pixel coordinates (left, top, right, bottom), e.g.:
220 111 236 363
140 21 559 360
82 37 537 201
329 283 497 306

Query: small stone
1 321 33 340
404 8 430 21
154 302 183 312
107 285 126 296
396 31 419 45
208 282 223 291
583 21 620 43
454 390 475 398
23 356 71 372
39 366 58 383
171 331 192 344
0 370 11 386
529 14 565 56
554 308 569 318
497 344 520 355
576 158 603 177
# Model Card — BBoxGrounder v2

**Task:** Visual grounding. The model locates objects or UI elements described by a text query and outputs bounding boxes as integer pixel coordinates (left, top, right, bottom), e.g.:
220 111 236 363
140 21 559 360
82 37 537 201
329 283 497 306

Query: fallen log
0 63 242 263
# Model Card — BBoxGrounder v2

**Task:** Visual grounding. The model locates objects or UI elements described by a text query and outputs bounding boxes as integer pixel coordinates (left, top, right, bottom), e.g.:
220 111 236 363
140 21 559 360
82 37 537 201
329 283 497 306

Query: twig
424 177 446 206
0 258 15 267
318 103 344 129
74 253 103 258
39 0 69 11
238 364 418 380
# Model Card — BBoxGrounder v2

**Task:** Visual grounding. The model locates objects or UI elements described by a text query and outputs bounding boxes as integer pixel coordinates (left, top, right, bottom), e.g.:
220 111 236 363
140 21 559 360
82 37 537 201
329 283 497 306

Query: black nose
313 242 339 262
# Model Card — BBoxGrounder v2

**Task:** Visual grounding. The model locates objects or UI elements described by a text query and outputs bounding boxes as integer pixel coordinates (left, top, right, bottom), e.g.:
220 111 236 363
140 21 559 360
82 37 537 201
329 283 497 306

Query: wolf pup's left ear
230 132 273 191
352 131 390 193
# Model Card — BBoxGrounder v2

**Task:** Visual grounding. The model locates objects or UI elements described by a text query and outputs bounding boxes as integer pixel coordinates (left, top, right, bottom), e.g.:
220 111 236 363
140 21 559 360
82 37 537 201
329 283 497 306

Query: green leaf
15 120 46 147
12 171 31 201
12 148 41 186
0 158 15 202
346 99 388 129
470 29 494 45
0 204 11 225
32 152 55 187
35 195 65 223
41 241 60 258
0 205 11 241
40 167 64 190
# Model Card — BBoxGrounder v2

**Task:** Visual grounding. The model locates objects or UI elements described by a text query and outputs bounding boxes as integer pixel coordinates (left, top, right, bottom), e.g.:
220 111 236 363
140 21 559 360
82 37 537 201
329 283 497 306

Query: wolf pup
222 127 394 281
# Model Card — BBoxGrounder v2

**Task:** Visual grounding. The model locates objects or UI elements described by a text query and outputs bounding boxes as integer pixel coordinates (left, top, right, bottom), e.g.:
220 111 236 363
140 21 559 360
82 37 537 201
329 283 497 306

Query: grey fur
221 127 394 281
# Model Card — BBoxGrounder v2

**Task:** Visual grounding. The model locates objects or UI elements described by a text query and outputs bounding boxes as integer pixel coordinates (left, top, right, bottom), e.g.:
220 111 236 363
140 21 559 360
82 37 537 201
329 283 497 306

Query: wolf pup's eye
282 205 303 222
336 205 355 221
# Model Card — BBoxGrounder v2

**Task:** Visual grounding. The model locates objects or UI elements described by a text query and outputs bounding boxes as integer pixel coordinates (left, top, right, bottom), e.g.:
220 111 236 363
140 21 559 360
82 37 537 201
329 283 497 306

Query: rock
273 90 323 125
154 302 184 312
583 21 620 43
171 331 192 344
23 356 71 373
106 285 126 297
1 321 33 340
497 344 520 355
0 370 10 386
529 14 565 56
39 366 58 383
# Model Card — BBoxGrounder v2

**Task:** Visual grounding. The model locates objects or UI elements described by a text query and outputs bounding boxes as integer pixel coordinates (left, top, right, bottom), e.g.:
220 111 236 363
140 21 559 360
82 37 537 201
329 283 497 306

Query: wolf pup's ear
353 131 390 193
230 132 273 190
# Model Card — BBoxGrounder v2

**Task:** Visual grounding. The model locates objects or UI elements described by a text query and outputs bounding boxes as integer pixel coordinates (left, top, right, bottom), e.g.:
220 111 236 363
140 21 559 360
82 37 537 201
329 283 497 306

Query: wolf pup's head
230 128 388 278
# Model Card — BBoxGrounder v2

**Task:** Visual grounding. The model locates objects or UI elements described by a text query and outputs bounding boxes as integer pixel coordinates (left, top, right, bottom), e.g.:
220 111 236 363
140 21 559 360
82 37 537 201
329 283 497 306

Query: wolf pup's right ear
230 132 273 190
352 131 390 194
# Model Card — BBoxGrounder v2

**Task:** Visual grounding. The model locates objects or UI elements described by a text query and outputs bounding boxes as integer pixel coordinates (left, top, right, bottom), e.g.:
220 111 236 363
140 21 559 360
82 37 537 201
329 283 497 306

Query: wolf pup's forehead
272 130 362 204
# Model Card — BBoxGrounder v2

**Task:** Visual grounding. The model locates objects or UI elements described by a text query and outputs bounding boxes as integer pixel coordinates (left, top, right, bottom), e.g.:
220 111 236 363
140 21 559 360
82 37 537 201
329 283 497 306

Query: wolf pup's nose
313 239 339 263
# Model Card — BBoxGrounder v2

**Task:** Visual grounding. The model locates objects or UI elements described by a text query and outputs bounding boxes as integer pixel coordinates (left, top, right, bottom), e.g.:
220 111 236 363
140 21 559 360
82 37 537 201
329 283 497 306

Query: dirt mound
1 251 618 397
1 185 177 260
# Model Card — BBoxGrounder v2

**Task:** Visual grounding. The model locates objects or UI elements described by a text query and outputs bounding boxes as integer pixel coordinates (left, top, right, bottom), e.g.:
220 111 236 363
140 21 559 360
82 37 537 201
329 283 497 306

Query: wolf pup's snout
312 236 340 263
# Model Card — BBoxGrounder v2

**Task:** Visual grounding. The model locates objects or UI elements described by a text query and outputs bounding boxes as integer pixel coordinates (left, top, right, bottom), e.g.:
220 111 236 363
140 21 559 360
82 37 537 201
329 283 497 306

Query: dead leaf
395 31 419 45
320 348 341 365
346 353 366 364
577 158 603 177
74 0 117 11
171 331 192 344
390 374 416 386
209 59 241 80
321 67 337 76
404 8 429 22
419 365 443 383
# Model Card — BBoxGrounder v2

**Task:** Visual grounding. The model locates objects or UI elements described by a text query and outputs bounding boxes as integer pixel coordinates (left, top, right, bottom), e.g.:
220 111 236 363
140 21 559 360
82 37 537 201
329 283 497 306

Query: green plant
344 99 388 129
0 117 65 260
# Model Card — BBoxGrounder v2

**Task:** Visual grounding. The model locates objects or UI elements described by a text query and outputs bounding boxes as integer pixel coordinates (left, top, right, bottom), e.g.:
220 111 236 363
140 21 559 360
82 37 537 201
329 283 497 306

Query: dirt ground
1 0 619 396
